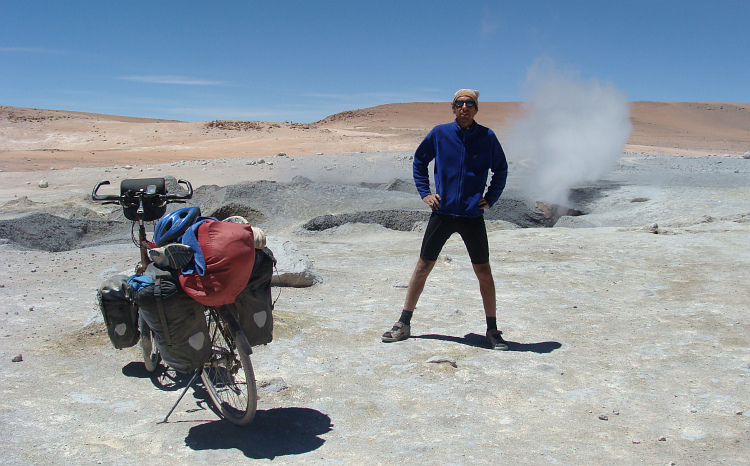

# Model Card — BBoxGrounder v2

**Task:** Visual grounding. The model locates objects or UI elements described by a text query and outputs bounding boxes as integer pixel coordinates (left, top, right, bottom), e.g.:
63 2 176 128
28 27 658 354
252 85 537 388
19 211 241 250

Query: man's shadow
183 407 332 459
410 333 562 353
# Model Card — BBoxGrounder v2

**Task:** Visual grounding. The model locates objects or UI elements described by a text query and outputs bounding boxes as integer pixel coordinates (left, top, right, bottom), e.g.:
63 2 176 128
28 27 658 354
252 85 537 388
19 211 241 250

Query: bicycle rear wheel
139 315 160 372
201 308 257 425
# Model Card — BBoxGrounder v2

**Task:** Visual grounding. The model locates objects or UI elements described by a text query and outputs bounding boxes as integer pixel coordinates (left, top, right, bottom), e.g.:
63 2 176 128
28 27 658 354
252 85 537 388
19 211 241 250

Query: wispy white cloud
0 46 60 53
301 90 435 103
119 76 224 86
164 106 323 122
303 91 399 100
480 17 499 36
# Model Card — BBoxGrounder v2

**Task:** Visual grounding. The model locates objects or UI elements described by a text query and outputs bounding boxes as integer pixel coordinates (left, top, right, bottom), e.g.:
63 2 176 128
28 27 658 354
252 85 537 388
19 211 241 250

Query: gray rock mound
302 210 430 232
0 213 125 252
267 236 321 287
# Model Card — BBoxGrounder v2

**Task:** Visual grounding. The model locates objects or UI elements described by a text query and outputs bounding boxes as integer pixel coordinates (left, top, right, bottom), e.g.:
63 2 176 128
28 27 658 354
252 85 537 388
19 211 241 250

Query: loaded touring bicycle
93 177 274 426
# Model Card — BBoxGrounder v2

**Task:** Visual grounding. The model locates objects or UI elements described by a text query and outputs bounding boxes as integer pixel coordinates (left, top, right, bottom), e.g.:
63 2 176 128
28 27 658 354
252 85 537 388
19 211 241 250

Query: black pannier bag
133 264 211 373
226 247 275 347
98 274 140 349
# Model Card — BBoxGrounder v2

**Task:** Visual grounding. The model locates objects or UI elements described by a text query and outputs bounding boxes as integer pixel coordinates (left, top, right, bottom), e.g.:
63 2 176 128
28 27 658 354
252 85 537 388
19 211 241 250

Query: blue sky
1 1 747 123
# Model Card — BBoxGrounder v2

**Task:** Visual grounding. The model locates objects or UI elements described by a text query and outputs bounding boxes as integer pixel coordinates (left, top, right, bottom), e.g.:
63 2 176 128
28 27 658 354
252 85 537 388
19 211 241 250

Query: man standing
382 89 510 350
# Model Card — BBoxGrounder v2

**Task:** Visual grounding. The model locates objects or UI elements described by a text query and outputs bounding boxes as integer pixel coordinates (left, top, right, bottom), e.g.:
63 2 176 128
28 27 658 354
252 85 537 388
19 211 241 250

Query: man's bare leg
383 258 436 342
472 262 496 317
403 257 436 311
473 262 507 350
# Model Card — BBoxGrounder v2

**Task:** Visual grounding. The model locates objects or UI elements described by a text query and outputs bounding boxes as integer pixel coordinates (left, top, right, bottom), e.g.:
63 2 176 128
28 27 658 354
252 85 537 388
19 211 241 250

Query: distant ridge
0 105 182 124
1 101 748 172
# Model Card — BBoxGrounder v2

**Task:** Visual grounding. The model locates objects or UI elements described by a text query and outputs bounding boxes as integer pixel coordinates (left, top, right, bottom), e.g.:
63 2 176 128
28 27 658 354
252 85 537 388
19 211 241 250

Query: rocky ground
0 150 749 464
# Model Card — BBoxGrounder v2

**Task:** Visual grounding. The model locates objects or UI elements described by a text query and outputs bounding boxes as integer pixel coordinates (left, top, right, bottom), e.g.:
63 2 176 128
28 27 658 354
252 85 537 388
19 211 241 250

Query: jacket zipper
458 126 467 210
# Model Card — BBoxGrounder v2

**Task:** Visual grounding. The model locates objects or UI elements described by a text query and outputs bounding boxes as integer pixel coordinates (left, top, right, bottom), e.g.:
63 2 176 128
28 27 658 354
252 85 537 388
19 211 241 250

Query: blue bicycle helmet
153 206 201 246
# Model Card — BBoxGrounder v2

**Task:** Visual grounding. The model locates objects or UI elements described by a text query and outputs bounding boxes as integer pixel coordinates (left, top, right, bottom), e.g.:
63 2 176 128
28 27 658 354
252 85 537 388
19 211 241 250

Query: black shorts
419 212 490 264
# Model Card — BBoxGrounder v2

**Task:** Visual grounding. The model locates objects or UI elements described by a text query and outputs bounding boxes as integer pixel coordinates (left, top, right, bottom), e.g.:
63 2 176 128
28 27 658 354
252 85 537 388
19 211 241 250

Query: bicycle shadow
184 407 333 459
410 333 562 353
122 362 194 391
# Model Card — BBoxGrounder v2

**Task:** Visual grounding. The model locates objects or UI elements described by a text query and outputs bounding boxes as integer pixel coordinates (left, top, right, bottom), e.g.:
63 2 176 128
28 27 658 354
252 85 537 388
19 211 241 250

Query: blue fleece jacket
413 120 508 218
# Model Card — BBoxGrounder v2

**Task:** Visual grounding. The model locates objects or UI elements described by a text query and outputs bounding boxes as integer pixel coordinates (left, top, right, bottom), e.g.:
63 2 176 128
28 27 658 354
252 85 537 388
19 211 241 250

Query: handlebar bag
97 274 140 349
179 220 256 307
133 264 211 373
120 178 166 222
225 247 275 347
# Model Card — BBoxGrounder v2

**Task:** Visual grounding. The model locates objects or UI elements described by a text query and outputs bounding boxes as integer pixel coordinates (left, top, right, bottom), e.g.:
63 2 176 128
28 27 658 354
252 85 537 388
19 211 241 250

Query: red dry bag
179 220 256 306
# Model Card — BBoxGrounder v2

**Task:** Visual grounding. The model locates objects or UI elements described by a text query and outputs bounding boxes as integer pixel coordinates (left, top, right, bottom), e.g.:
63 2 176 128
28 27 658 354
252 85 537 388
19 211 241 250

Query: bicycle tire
139 316 160 373
201 308 257 425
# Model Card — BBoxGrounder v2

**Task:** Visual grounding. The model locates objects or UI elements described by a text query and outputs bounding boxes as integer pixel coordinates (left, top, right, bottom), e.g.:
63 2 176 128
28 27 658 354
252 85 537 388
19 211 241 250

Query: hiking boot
149 243 194 269
486 329 509 350
382 322 410 342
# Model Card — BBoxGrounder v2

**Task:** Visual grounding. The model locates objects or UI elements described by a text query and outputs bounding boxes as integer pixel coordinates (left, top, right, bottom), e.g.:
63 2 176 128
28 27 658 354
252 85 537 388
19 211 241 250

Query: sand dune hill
1 102 749 172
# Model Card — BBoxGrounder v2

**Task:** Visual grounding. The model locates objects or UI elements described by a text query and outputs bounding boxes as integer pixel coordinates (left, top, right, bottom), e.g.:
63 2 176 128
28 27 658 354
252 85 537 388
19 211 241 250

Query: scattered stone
632 440 641 444
658 436 667 441
277 152 287 157
598 413 609 420
426 356 457 368
257 377 290 393
38 180 49 188
123 165 133 170
743 151 750 159
12 354 22 362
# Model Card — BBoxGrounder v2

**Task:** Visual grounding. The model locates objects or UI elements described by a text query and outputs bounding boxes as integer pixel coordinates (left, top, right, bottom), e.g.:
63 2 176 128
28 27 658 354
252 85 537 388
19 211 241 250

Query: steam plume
503 60 632 207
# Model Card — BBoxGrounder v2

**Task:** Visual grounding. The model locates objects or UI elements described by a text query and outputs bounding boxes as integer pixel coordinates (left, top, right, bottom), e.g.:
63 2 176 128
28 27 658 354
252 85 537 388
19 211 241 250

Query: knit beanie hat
453 89 479 106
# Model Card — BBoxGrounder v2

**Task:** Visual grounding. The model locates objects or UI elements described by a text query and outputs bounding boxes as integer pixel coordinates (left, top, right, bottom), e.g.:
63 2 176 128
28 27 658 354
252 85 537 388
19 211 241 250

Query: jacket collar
453 119 477 132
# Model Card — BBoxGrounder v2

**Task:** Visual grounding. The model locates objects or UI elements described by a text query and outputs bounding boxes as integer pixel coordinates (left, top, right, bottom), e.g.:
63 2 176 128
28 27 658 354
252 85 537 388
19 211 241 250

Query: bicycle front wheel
139 315 160 372
201 309 257 425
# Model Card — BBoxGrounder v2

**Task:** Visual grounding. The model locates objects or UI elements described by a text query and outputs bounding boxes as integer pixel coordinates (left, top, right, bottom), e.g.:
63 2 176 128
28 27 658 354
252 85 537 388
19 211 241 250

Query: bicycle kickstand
157 368 202 424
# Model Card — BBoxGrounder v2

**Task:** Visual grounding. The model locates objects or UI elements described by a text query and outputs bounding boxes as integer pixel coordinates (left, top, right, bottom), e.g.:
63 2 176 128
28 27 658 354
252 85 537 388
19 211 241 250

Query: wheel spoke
200 308 257 425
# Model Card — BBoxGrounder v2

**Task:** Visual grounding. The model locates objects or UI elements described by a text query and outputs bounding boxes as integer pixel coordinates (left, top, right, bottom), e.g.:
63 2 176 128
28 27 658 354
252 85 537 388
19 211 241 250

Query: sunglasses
453 100 476 108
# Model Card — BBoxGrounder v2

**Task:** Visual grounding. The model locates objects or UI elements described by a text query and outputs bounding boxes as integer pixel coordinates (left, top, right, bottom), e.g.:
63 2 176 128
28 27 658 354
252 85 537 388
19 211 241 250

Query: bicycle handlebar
91 181 118 201
91 179 193 203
